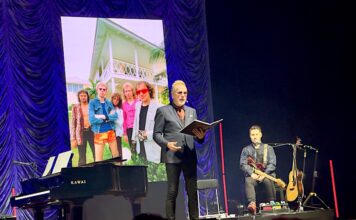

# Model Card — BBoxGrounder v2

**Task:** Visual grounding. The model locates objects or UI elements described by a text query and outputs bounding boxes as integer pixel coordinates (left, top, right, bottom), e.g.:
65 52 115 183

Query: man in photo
70 90 95 166
89 82 119 161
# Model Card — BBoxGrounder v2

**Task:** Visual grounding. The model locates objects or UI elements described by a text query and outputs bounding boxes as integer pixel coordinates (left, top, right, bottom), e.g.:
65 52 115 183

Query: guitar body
286 170 299 202
296 170 304 197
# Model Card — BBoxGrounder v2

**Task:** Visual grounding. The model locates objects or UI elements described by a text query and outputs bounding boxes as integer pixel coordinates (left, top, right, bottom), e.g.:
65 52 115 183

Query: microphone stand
295 145 307 211
268 143 304 150
301 148 307 203
302 148 330 210
13 161 38 178
291 144 304 212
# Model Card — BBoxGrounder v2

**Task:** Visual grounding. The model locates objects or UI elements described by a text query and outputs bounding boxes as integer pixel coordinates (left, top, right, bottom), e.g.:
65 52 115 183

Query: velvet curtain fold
0 0 216 218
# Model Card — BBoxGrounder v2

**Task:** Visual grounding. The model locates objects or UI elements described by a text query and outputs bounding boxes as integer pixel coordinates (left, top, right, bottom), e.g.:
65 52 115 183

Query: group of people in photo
70 80 161 165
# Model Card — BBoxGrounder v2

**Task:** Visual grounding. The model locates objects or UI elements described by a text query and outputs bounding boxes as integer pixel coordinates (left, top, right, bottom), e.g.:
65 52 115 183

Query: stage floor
199 209 334 220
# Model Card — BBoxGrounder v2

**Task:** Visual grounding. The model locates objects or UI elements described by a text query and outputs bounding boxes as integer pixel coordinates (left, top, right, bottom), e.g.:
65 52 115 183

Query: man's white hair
171 80 187 95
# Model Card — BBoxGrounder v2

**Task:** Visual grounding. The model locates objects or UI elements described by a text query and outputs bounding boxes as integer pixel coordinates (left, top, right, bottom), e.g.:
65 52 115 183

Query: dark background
206 1 354 218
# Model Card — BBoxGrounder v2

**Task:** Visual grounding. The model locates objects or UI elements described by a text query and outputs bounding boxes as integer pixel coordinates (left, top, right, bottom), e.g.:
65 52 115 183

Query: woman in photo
111 92 124 158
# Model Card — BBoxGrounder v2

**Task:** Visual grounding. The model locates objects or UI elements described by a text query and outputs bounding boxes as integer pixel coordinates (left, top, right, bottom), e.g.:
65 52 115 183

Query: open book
180 119 223 136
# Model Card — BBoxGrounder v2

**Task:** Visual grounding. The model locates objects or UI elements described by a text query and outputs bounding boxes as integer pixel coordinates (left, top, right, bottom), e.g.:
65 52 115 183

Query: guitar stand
302 192 330 210
296 195 304 212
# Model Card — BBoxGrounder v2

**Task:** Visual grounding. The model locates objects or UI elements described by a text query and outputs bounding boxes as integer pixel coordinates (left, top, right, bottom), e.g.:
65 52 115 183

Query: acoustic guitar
247 156 286 189
286 137 304 202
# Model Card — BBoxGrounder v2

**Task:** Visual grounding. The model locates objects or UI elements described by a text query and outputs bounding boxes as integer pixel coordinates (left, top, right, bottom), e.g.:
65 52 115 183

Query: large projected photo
61 17 168 182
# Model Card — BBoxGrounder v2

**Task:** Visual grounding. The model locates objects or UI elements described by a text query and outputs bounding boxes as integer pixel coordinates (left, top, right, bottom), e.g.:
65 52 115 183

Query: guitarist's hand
251 173 265 182
257 175 265 182
251 173 259 180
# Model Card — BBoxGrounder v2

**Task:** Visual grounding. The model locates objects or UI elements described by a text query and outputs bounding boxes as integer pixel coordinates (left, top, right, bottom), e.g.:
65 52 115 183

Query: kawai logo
70 180 87 185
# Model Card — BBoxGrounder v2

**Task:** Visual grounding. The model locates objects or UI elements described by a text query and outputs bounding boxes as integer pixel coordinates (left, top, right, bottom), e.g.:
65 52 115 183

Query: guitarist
240 125 277 214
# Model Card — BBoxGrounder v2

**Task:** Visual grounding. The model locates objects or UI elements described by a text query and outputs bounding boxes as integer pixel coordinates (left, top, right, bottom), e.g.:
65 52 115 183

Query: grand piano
11 158 148 220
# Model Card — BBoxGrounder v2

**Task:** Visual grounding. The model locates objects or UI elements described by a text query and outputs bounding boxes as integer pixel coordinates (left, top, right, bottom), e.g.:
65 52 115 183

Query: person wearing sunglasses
153 80 206 220
131 81 161 163
89 82 119 162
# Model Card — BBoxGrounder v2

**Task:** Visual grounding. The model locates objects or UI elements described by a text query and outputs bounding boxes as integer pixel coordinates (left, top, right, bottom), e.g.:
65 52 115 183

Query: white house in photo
89 18 168 103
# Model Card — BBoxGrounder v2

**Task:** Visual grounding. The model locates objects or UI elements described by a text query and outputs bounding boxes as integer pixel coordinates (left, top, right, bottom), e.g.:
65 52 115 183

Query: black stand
292 144 303 212
295 147 307 212
301 148 306 198
302 149 330 209
303 192 330 210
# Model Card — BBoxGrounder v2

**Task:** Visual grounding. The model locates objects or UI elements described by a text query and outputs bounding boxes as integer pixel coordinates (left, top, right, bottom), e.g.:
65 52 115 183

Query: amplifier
259 201 289 214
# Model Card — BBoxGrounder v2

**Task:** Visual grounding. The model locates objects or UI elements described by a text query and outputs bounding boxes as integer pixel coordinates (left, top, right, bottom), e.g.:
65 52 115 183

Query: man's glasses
136 88 149 95
176 91 187 95
98 88 107 91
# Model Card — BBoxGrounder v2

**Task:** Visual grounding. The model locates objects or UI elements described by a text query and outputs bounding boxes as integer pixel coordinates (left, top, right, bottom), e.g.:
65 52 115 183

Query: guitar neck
254 169 278 182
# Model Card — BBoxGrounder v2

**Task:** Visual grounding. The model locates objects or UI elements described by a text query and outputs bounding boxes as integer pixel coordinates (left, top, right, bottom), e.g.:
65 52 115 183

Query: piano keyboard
14 190 50 200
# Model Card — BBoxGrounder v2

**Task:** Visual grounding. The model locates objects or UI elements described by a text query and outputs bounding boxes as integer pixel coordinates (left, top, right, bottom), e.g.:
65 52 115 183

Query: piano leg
33 207 44 220
61 201 84 220
58 206 67 220
70 204 83 220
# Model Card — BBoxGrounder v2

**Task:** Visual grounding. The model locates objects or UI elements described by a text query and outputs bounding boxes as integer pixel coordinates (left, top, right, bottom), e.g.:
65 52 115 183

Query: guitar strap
263 144 268 166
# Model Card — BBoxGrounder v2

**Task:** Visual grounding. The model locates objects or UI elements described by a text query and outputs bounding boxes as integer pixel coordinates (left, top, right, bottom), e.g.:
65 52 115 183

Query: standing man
89 82 119 162
240 125 276 214
70 90 95 166
153 80 206 220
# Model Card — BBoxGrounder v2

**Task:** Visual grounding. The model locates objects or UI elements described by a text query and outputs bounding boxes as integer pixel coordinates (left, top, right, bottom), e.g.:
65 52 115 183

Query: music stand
302 148 330 209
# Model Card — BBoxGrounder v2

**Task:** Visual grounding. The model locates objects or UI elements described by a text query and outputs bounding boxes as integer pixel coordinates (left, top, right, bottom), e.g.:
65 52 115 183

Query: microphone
266 143 281 146
303 145 318 151
13 160 38 170
266 143 290 147
13 160 32 166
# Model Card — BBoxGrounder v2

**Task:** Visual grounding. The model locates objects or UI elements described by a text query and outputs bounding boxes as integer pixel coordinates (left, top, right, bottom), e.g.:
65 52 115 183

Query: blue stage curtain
0 0 216 218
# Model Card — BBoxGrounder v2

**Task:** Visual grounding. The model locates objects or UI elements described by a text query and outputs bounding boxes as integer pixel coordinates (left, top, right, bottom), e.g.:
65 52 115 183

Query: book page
210 119 223 126
52 151 73 174
42 156 56 177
